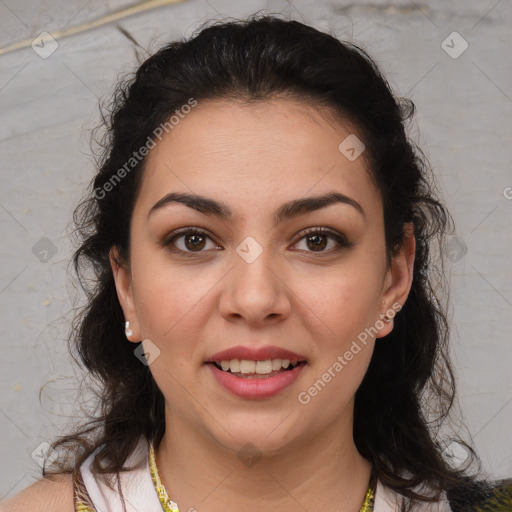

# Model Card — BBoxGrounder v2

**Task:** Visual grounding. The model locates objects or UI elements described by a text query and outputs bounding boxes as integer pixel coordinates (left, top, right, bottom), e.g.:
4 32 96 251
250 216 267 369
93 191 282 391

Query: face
111 98 414 455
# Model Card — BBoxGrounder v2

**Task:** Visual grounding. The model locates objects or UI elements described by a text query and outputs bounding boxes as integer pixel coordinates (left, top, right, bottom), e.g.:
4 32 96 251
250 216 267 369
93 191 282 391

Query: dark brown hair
46 13 497 510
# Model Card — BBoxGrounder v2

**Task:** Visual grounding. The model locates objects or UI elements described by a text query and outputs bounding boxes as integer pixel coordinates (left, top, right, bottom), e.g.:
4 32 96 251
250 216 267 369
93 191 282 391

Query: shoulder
0 473 74 512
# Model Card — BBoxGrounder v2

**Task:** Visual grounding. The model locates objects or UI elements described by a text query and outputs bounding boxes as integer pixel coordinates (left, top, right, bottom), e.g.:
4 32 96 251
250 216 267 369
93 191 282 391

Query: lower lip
206 362 306 399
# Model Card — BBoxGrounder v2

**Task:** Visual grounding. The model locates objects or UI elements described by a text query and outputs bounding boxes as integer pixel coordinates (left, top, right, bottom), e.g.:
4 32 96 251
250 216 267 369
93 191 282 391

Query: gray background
1 0 511 500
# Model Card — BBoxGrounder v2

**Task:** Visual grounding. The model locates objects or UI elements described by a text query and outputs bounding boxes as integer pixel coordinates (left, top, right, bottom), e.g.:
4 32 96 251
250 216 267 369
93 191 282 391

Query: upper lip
205 345 307 363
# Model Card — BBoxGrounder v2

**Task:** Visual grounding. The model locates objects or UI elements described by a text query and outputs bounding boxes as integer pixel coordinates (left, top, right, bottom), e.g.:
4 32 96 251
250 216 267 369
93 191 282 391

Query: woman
3 14 510 512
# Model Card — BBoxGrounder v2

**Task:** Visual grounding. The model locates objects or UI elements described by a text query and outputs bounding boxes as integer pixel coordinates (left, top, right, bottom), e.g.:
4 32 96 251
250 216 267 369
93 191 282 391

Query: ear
376 223 415 338
110 246 141 343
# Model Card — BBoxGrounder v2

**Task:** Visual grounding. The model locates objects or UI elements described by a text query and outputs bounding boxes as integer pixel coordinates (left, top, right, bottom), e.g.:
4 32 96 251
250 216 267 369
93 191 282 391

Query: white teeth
230 359 240 373
271 358 281 371
255 360 272 374
239 360 255 374
216 358 300 374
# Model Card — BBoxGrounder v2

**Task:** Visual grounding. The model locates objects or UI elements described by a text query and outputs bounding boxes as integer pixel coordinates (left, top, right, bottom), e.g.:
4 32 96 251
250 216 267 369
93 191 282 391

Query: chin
207 414 303 457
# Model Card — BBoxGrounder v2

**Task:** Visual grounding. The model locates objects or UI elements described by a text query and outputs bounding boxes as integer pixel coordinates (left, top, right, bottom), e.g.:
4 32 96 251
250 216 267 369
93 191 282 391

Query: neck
155 404 373 512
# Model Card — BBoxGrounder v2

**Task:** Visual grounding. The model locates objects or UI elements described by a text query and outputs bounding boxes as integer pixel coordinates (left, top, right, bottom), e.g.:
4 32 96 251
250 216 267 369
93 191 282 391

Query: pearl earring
125 320 133 339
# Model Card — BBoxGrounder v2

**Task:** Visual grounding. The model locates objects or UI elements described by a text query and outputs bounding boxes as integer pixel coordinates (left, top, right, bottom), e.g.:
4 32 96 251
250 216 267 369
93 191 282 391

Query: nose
218 242 292 327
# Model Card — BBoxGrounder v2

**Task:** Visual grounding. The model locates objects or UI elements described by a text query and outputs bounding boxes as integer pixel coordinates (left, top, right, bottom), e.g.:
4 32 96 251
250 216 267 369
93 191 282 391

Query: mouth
204 345 308 397
205 359 307 399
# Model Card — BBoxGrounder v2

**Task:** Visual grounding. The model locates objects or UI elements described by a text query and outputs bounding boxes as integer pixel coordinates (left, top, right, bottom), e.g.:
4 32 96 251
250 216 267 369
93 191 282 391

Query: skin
0 475 73 512
3 97 414 512
110 98 415 512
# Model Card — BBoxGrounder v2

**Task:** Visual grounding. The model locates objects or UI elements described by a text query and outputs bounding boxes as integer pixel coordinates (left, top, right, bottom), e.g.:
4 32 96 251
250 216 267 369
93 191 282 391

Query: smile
206 360 307 399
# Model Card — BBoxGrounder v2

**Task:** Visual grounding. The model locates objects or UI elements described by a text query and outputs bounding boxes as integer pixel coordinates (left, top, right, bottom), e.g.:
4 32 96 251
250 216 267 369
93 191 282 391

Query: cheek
294 259 385 343
129 252 231 373
129 253 205 346
293 266 381 414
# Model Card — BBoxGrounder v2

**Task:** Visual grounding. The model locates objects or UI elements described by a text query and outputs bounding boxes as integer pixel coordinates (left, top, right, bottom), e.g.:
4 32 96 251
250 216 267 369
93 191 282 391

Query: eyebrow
148 191 365 223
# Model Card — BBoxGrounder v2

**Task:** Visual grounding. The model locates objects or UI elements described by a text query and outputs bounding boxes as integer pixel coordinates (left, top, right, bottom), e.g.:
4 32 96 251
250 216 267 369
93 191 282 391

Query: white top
79 437 453 511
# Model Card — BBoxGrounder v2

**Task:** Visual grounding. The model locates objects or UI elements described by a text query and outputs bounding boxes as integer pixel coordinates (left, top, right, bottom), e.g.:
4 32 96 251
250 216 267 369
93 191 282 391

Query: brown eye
184 233 207 251
294 228 352 254
305 233 328 251
162 228 220 255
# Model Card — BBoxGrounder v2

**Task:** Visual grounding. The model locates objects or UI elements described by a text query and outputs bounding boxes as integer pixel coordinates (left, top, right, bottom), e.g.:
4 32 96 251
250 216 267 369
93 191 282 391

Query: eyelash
160 227 353 257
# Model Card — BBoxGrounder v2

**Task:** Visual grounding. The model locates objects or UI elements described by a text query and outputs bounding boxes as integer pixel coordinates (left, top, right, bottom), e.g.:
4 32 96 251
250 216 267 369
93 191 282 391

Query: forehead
136 98 380 222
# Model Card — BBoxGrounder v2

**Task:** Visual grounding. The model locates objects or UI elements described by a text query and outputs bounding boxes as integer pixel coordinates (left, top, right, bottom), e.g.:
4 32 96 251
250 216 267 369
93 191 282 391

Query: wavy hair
46 13 494 510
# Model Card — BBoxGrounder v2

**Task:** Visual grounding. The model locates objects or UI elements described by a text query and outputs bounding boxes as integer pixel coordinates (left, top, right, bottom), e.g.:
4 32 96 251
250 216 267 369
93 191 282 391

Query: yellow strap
149 442 180 512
